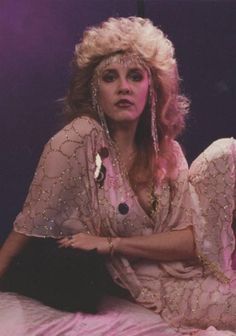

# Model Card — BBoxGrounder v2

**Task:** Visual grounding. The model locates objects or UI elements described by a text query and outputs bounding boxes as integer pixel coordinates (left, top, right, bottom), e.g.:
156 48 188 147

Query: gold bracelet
107 236 114 257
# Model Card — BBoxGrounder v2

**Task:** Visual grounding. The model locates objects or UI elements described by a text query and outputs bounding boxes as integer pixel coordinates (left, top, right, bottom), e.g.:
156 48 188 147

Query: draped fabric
14 117 236 334
189 138 236 279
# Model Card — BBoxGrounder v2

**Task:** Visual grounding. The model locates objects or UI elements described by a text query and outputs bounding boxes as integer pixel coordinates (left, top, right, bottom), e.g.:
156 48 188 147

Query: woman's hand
57 233 111 255
57 227 196 262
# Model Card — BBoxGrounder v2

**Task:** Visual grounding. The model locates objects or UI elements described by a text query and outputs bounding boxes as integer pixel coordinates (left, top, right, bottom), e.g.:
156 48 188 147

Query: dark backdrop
1 0 235 242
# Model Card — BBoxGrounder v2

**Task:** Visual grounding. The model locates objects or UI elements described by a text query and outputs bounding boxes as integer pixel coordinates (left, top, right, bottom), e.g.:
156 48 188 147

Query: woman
0 16 235 334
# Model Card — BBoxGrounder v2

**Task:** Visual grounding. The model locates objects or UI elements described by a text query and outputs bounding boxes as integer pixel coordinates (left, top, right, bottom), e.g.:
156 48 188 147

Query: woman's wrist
112 237 121 254
106 236 114 256
106 237 121 256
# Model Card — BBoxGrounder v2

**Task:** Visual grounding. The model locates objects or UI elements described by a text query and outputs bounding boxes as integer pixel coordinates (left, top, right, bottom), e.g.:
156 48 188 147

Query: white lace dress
10 116 236 335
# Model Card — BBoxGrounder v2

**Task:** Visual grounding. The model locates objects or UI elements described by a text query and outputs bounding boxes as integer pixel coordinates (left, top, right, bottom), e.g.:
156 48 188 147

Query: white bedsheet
0 292 235 336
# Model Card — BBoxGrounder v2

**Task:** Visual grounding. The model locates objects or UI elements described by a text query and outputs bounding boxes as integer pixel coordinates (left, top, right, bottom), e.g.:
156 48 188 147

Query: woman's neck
110 122 138 156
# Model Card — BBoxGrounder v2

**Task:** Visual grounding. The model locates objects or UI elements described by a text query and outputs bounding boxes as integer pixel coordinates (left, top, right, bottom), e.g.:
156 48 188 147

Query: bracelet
107 236 114 257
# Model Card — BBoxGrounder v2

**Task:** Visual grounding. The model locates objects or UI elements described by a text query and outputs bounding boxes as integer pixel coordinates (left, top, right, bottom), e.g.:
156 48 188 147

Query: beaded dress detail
14 117 236 333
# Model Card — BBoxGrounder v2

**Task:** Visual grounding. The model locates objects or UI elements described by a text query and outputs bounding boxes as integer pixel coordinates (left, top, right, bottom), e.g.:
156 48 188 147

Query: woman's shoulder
170 140 188 171
55 116 102 140
48 116 103 148
170 140 185 155
161 140 188 183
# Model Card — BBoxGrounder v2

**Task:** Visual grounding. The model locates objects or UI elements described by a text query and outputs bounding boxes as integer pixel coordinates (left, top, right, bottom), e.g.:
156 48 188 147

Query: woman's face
96 60 149 126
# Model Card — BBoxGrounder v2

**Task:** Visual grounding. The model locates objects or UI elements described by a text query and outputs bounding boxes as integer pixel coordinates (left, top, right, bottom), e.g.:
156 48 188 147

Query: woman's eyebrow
101 68 117 76
128 67 144 72
102 68 117 72
102 67 144 73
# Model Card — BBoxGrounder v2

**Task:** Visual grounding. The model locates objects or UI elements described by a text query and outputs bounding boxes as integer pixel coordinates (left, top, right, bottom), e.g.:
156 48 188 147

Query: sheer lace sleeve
189 138 236 281
14 117 103 238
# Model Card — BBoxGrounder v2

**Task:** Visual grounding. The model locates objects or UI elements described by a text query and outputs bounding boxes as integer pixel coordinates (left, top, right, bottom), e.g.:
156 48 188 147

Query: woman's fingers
58 235 74 248
57 233 89 249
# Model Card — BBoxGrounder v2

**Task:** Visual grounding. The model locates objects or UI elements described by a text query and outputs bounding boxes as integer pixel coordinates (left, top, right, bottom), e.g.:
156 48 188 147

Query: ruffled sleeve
14 117 104 238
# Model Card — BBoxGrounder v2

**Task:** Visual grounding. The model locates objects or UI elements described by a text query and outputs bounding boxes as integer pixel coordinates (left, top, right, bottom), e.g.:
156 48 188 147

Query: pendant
94 152 106 188
151 193 158 212
99 147 109 159
118 202 129 215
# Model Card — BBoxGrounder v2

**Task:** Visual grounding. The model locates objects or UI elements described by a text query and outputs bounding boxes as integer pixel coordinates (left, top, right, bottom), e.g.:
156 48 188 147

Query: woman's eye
102 72 117 82
129 71 144 82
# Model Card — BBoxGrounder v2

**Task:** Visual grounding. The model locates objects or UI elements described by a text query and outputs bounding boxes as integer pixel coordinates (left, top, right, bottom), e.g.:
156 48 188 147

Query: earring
91 82 112 141
148 81 159 156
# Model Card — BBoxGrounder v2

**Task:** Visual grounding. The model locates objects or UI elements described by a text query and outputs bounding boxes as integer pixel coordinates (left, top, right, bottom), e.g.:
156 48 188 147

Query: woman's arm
0 230 30 277
114 226 196 261
58 226 196 262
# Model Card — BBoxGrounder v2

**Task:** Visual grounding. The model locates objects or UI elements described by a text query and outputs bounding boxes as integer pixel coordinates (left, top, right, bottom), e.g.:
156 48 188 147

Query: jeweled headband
93 52 147 84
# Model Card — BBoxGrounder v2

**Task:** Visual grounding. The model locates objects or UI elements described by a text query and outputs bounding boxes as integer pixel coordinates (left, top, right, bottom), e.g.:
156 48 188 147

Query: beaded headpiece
93 52 146 82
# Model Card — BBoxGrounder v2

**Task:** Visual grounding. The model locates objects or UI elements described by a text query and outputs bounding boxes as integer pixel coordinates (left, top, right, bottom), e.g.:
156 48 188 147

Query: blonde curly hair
63 16 189 183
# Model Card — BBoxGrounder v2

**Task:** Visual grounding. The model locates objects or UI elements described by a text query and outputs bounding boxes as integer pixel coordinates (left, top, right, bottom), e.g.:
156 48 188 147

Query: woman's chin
107 113 141 125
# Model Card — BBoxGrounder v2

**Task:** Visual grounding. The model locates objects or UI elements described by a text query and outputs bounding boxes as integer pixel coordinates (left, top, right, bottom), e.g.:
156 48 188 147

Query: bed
1 290 236 335
1 228 236 336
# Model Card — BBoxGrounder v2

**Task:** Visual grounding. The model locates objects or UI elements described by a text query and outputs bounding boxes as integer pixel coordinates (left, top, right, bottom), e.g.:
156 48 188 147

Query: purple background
1 0 236 241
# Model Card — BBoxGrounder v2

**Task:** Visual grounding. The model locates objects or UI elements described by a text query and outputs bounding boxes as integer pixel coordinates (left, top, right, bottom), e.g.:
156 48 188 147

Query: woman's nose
117 78 131 95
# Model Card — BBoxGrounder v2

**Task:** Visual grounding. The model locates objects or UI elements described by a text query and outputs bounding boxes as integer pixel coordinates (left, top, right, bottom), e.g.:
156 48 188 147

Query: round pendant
99 147 109 159
118 202 129 215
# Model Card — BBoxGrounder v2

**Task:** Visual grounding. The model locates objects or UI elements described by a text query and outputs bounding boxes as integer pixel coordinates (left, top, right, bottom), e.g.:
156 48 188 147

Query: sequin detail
13 119 236 331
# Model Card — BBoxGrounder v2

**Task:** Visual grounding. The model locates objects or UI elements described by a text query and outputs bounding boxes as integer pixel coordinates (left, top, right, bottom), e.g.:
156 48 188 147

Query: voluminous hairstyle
63 17 190 183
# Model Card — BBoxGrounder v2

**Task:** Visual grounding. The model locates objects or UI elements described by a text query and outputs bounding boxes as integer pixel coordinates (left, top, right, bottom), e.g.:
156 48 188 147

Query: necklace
113 141 158 218
148 180 158 217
